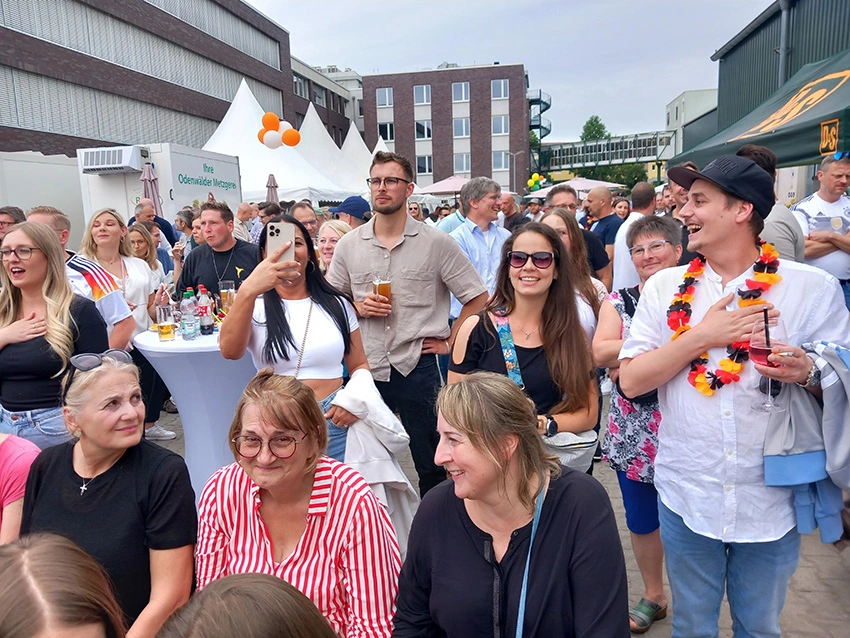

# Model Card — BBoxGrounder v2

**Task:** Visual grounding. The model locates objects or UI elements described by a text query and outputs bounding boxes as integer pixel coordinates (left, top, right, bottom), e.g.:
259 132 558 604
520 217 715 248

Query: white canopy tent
203 80 349 202
340 121 374 194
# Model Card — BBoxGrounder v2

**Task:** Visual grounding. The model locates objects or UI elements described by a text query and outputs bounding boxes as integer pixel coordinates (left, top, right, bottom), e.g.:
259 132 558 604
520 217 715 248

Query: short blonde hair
438 372 560 511
228 370 328 469
318 220 352 241
64 357 139 417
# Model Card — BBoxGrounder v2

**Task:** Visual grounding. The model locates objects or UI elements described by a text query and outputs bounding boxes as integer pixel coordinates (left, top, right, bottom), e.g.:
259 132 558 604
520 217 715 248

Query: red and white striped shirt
195 457 401 637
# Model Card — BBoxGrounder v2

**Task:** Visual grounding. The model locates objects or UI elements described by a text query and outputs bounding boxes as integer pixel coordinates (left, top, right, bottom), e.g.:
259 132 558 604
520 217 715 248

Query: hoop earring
306 261 316 274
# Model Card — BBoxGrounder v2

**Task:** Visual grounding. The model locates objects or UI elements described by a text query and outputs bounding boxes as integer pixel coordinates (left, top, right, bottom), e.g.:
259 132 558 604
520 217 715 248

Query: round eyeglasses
232 433 307 460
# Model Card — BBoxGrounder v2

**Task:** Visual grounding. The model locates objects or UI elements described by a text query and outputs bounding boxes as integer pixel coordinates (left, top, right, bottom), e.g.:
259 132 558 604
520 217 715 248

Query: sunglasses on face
508 251 555 269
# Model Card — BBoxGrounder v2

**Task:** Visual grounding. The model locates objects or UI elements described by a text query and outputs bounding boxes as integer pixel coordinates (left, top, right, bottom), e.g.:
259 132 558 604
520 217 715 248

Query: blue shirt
435 210 465 234
590 214 623 246
448 218 510 318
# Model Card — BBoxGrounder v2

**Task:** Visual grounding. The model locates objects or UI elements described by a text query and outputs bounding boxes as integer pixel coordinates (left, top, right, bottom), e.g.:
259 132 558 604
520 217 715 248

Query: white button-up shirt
448 218 510 319
621 259 850 542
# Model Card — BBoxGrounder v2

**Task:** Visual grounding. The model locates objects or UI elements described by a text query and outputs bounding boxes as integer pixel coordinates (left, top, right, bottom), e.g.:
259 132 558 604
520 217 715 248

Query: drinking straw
763 307 771 347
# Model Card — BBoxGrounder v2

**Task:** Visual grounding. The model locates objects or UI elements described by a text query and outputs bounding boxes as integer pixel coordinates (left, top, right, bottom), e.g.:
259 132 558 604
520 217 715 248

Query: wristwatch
544 414 558 437
796 354 821 388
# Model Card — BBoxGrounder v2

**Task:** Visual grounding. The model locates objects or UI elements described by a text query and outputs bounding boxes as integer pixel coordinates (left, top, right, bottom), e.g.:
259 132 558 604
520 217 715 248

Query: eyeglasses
629 239 672 258
232 433 306 460
834 151 850 161
0 220 19 228
508 251 555 269
63 349 134 403
366 177 411 189
408 206 419 211
0 246 42 260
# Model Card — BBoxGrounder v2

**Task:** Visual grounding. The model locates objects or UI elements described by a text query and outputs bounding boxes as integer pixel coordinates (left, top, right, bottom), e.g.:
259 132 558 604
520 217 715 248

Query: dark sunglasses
63 349 134 403
508 251 555 269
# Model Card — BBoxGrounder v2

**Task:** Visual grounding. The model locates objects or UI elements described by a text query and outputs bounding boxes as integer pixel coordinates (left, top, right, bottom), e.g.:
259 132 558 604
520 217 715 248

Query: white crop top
247 296 359 379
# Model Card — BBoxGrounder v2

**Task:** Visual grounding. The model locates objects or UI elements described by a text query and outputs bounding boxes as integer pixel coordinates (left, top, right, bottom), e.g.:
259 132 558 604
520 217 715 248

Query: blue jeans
0 404 72 450
841 280 850 310
319 387 347 462
659 500 799 638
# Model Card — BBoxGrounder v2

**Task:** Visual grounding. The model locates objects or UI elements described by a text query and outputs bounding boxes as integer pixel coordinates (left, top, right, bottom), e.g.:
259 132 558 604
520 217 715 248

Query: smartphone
266 222 296 263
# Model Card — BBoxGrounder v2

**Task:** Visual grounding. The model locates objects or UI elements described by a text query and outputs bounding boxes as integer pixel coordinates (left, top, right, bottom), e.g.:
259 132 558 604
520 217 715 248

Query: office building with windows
362 62 533 190
0 0 352 156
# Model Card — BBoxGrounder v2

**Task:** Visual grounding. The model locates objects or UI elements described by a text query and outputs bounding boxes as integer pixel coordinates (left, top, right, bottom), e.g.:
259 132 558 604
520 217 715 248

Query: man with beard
328 152 487 496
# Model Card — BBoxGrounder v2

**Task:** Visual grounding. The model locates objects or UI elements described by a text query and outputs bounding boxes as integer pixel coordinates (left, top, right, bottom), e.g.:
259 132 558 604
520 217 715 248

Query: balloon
262 112 280 131
257 128 268 144
531 183 540 191
263 129 282 149
282 128 301 147
527 178 535 188
532 173 540 181
279 120 293 131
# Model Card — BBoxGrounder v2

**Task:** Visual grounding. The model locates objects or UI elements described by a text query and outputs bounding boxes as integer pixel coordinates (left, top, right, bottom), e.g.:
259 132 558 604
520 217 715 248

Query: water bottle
197 286 214 336
180 291 198 340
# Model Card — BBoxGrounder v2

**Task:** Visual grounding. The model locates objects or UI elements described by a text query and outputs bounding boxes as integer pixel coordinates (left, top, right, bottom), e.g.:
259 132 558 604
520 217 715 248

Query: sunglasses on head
834 151 850 161
63 349 134 403
508 251 555 269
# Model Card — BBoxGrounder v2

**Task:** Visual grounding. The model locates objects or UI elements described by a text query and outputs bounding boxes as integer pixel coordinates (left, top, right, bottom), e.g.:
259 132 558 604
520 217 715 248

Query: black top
392 468 630 637
674 218 701 265
0 296 108 411
590 214 624 245
175 240 259 298
21 440 197 624
581 228 610 275
128 215 179 246
450 313 560 414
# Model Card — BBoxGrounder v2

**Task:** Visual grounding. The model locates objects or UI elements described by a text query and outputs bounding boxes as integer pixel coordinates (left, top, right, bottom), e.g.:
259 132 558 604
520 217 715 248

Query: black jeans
375 356 445 496
130 348 170 425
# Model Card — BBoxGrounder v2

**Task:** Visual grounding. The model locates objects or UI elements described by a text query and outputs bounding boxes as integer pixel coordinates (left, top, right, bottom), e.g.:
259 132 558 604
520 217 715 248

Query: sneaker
600 376 613 395
163 398 178 414
145 423 177 441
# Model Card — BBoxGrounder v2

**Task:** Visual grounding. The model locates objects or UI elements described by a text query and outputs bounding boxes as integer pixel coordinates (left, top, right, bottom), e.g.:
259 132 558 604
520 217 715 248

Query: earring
306 261 316 274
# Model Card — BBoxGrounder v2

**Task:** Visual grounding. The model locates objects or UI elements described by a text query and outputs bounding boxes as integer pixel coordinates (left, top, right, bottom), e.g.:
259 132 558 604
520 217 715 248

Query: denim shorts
0 404 72 450
318 387 347 462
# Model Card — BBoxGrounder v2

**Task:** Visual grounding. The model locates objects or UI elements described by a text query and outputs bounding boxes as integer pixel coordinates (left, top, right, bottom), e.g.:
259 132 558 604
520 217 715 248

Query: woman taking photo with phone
220 216 369 461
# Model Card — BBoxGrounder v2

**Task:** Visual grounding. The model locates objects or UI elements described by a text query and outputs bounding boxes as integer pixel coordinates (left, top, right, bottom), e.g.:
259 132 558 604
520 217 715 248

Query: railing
540 131 676 170
530 114 552 139
527 89 552 113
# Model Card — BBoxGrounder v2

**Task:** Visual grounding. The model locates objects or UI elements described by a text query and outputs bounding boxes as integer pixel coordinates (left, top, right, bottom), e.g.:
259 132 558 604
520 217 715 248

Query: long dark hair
541 208 601 318
258 215 354 365
486 222 594 415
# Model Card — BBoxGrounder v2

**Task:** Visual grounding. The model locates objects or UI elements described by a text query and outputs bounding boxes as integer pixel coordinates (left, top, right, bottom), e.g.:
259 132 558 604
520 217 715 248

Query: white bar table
134 331 256 500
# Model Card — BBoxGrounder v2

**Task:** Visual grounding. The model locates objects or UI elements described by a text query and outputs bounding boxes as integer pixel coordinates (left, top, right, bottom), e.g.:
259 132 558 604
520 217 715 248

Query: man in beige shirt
232 202 253 243
328 152 487 495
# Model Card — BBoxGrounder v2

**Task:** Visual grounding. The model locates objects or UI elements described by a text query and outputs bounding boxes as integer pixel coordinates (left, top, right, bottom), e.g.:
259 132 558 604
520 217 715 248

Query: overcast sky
246 0 770 141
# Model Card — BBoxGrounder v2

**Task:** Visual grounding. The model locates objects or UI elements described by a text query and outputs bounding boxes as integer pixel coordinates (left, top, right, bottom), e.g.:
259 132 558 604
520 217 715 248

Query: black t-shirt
0 296 108 411
450 313 560 414
175 240 259 298
582 229 610 275
21 440 197 624
674 218 701 265
393 467 630 637
590 214 624 245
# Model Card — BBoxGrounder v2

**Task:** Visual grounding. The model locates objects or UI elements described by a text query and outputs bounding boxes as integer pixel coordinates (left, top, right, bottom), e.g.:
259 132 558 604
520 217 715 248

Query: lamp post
508 150 525 193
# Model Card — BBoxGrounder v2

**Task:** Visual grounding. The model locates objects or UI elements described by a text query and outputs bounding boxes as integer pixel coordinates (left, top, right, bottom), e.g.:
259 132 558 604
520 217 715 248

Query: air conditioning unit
80 146 149 174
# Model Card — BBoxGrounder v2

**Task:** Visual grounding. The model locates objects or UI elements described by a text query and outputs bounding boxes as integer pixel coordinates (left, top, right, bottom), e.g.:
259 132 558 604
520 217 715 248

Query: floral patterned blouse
601 288 661 483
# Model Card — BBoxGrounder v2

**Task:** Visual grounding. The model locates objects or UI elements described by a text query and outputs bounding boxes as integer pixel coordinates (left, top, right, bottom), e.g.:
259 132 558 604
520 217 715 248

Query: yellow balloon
532 173 540 181
527 179 535 187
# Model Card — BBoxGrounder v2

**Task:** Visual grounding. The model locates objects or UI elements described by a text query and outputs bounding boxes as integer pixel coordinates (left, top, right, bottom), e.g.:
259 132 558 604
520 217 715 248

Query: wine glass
749 316 787 413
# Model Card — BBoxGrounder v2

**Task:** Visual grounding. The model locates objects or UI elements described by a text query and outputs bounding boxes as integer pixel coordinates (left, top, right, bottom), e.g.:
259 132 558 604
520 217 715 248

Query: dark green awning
671 46 850 169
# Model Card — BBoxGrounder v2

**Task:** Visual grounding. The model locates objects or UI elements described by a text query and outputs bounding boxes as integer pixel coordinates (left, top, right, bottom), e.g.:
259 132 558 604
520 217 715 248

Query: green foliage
530 129 540 147
580 115 610 142
574 115 646 188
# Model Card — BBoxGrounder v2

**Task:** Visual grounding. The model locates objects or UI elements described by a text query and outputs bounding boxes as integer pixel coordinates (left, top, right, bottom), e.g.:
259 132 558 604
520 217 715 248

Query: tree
573 115 647 188
605 163 648 189
580 115 610 142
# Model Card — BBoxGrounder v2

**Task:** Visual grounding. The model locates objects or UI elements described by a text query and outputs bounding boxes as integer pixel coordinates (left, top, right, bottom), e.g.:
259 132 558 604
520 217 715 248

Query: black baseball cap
667 155 775 219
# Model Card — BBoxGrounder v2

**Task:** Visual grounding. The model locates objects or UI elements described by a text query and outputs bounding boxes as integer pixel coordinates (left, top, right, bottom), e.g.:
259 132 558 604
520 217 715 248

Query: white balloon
263 129 282 149
279 120 293 131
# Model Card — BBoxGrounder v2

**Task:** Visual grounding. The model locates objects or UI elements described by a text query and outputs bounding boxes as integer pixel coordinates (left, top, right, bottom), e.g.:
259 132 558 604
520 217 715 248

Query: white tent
340 121 373 194
203 80 349 202
373 137 390 156
296 104 368 196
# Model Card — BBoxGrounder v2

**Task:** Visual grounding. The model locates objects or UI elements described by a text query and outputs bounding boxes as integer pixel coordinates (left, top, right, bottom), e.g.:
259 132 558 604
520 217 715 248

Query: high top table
134 330 257 500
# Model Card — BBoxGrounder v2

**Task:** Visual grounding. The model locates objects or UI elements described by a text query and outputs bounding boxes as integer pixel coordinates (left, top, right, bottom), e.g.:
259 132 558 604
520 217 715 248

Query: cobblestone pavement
155 398 850 637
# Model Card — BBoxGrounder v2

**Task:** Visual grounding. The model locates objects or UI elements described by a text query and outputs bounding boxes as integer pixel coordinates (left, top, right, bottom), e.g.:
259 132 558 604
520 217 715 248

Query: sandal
629 597 667 634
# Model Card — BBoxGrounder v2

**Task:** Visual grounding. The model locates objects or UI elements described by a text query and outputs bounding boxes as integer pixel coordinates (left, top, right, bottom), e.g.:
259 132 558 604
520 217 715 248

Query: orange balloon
261 112 280 131
282 128 301 147
257 128 268 144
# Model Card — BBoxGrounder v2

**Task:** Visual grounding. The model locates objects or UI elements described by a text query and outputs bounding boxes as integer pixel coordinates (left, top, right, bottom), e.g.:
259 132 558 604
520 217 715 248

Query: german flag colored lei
667 242 781 396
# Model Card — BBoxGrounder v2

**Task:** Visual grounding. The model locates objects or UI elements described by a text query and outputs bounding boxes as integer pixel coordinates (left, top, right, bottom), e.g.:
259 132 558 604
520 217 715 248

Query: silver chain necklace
80 476 96 495
211 245 235 282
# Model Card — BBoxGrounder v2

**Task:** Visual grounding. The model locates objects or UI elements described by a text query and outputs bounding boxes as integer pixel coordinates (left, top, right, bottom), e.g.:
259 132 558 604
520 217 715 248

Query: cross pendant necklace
80 477 95 495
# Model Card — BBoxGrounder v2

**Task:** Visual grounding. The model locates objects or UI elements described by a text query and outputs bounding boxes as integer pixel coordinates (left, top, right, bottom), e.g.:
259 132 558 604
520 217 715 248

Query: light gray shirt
761 202 805 263
327 213 486 381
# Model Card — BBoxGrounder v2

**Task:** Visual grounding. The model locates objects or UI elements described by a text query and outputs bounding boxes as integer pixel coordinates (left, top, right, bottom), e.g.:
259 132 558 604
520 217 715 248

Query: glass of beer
373 277 391 303
219 280 236 314
156 305 176 342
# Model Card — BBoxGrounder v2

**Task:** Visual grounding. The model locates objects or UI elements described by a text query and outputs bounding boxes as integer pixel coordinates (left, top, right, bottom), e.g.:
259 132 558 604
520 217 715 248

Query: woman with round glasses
0 222 108 449
591 215 682 633
450 223 598 446
20 350 196 635
195 370 401 637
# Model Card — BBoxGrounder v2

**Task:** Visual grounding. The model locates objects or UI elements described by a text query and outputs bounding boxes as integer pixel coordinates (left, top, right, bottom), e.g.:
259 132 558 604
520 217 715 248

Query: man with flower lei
617 155 850 637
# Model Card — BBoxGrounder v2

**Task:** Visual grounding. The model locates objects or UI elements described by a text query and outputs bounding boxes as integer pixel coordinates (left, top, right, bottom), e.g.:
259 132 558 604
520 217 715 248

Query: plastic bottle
197 286 214 336
180 290 198 340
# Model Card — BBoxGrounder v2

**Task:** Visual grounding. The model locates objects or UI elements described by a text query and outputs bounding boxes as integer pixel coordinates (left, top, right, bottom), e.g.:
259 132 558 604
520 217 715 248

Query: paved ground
155 395 850 637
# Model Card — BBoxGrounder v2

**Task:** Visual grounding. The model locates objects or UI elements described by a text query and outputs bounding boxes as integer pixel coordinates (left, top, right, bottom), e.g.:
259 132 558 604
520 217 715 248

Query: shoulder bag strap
492 311 525 389
514 486 545 638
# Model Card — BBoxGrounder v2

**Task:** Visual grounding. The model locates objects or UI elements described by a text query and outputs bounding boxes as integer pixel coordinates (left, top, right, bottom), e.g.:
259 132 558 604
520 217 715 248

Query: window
417 155 433 175
492 115 510 135
666 111 670 126
491 79 509 99
454 153 471 173
378 122 395 142
453 117 470 138
452 82 470 102
295 112 305 128
293 74 309 99
377 87 393 107
414 84 431 105
675 105 679 121
312 85 326 108
415 120 432 140
358 99 363 117
492 151 510 171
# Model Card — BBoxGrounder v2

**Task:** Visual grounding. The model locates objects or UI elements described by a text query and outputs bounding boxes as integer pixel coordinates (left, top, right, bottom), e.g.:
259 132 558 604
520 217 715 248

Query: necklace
667 242 781 396
80 476 95 495
514 323 539 340
211 246 235 283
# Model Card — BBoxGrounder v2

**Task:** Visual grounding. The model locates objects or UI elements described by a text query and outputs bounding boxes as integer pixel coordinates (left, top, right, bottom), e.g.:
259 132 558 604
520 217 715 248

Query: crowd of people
0 146 848 637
